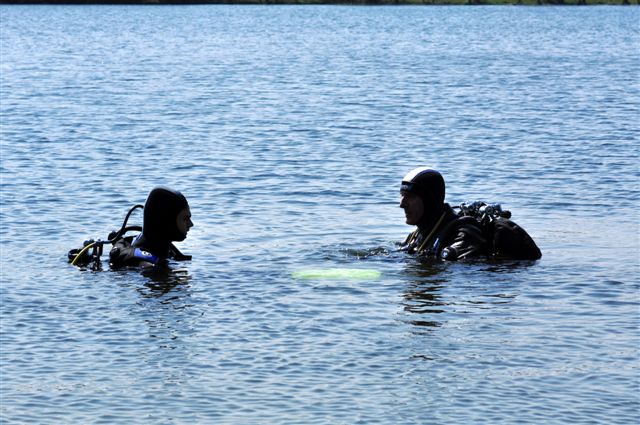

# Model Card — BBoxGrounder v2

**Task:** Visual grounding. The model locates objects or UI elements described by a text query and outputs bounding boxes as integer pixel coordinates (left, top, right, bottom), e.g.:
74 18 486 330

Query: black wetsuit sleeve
440 221 490 261
109 237 159 269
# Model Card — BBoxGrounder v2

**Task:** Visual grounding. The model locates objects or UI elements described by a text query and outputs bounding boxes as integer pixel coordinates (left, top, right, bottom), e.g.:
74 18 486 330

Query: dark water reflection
401 261 533 331
139 267 193 298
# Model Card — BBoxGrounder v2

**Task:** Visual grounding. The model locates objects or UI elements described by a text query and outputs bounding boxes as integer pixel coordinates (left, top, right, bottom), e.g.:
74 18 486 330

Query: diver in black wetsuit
399 167 541 261
109 187 193 268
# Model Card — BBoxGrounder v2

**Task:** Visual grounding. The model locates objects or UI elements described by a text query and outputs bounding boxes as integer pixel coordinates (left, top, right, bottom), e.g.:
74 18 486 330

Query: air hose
69 204 144 267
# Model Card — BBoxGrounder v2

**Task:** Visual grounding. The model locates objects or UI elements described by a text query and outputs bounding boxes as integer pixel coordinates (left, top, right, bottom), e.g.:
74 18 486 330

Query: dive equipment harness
68 204 191 268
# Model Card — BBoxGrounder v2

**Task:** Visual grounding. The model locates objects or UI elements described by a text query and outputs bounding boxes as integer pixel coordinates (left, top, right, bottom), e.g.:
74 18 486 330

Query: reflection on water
476 259 540 274
400 260 528 331
76 260 194 297
401 262 450 330
136 268 198 354
140 266 193 298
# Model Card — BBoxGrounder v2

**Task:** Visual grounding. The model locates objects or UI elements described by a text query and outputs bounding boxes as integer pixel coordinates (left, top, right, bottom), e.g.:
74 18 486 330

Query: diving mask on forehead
399 167 446 205
400 181 414 194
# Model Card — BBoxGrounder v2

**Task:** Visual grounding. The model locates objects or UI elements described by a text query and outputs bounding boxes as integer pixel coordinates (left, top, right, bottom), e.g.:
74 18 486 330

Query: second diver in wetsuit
399 167 541 261
109 186 193 268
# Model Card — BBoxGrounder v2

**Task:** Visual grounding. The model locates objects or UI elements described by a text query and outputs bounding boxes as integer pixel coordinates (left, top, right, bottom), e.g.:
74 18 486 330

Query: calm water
1 5 639 424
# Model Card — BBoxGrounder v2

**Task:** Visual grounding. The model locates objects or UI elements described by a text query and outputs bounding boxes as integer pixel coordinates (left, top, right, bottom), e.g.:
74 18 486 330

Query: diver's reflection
401 261 449 331
401 259 529 333
138 266 193 298
136 267 196 354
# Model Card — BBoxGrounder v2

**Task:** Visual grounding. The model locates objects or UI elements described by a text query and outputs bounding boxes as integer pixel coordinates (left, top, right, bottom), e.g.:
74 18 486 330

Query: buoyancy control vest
109 235 161 268
403 202 541 261
108 234 191 269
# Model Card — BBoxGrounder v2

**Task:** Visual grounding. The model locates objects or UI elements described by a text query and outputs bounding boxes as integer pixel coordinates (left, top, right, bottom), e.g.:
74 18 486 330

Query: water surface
1 5 639 424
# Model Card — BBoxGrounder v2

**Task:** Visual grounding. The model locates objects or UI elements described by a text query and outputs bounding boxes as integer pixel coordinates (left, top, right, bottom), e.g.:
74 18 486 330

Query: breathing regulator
67 204 143 269
455 201 512 224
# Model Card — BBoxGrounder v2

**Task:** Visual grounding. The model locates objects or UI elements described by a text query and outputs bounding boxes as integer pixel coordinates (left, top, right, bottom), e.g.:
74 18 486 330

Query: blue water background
1 5 639 424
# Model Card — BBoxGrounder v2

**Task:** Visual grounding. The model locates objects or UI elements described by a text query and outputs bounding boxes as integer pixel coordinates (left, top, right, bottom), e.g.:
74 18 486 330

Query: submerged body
399 167 541 261
109 187 193 268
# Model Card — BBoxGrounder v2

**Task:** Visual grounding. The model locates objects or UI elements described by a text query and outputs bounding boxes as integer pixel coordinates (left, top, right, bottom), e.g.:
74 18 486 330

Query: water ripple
1 5 639 425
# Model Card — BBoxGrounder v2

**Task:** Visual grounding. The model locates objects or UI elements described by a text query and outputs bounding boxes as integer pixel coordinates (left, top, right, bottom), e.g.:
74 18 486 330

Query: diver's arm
440 223 489 261
109 238 162 269
169 243 192 261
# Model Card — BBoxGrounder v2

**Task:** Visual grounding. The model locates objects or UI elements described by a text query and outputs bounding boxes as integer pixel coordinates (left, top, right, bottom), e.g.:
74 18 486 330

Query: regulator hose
69 204 144 267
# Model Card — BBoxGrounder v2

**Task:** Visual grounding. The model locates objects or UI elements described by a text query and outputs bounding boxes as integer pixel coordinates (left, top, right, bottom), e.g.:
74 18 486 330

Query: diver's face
176 207 193 238
400 192 424 225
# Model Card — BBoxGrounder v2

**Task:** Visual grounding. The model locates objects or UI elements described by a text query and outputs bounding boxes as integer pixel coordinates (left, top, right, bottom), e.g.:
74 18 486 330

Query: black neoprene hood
142 186 189 243
400 167 446 206
401 167 447 230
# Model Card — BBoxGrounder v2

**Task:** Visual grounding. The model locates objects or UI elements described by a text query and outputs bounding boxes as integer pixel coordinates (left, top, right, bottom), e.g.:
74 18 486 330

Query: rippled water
1 5 639 424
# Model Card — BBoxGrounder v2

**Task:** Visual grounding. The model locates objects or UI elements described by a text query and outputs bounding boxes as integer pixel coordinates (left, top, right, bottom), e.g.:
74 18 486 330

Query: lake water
1 5 639 424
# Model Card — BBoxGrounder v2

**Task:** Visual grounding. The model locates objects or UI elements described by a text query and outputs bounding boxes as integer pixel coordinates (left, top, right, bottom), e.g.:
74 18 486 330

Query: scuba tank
450 201 541 260
67 204 144 269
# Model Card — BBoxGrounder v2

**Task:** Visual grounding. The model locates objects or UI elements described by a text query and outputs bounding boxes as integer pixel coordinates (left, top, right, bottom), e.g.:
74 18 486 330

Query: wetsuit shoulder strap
404 229 420 246
416 211 447 253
